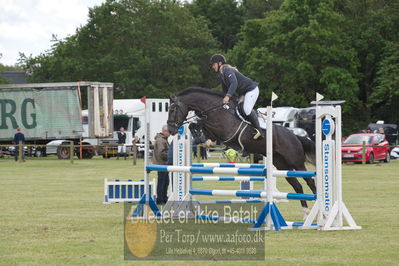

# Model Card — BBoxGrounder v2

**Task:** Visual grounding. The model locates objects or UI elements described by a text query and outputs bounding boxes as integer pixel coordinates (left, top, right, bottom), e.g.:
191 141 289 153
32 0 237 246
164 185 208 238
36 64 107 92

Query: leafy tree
338 0 399 126
20 0 218 98
0 64 9 84
188 0 244 51
370 41 399 124
241 0 284 19
0 53 24 84
16 0 399 131
229 0 361 132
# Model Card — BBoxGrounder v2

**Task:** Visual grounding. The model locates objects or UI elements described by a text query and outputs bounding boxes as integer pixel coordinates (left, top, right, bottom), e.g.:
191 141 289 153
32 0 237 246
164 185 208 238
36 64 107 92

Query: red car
342 133 390 164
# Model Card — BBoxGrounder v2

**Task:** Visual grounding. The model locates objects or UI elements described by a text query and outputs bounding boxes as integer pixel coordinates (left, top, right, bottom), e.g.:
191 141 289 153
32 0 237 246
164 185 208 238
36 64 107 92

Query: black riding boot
124 153 127 160
116 153 120 160
247 111 264 140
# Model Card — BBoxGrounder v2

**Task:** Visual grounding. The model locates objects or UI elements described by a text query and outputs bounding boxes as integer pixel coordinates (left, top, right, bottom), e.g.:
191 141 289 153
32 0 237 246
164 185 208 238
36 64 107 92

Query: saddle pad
235 107 267 130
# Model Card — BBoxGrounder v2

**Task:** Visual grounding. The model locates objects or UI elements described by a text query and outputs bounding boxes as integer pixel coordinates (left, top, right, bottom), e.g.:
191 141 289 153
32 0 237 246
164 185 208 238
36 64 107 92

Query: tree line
4 0 399 134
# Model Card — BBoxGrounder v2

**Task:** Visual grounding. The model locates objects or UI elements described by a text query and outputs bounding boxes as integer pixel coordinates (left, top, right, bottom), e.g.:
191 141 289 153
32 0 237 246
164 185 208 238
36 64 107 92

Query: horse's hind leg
275 154 312 219
294 164 316 196
274 154 309 209
285 177 313 220
295 164 317 219
304 178 316 195
284 177 308 210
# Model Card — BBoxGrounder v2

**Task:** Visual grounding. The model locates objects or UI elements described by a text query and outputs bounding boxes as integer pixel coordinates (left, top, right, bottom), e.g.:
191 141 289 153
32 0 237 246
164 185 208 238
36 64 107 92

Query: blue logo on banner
322 119 332 135
178 126 185 135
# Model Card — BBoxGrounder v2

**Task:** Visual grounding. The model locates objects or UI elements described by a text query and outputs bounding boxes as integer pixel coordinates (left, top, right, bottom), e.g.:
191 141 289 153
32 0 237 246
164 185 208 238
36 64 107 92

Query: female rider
209 54 263 139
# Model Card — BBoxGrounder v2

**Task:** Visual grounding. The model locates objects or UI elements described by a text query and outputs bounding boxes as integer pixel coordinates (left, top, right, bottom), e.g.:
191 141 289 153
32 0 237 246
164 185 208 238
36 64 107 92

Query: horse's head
167 94 189 135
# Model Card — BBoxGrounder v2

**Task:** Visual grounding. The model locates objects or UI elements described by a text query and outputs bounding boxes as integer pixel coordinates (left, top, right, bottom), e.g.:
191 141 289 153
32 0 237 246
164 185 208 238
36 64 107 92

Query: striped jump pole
192 176 264 182
146 165 315 178
189 188 316 201
192 176 260 200
196 215 258 224
195 215 318 229
192 163 265 168
198 199 264 204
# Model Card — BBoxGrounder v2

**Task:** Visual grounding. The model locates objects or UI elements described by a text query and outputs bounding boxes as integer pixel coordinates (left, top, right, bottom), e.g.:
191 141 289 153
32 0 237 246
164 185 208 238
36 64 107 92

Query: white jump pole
129 98 160 218
265 105 273 228
141 99 152 217
144 101 149 206
251 92 288 231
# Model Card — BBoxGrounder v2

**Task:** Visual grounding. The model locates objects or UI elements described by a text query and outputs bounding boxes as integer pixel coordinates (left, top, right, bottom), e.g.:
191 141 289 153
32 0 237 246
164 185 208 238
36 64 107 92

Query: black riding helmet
209 54 226 65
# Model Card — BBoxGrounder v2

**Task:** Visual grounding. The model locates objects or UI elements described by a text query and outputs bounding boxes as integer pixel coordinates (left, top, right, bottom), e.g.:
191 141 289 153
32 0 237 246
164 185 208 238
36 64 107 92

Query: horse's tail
297 136 316 166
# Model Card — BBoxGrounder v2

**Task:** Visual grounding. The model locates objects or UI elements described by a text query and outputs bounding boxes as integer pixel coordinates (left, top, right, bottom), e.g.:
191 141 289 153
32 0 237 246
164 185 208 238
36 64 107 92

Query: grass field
1 156 399 265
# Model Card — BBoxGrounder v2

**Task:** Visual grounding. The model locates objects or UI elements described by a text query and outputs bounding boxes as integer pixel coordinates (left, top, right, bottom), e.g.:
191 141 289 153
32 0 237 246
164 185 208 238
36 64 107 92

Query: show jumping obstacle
103 178 156 203
106 93 361 231
102 100 163 214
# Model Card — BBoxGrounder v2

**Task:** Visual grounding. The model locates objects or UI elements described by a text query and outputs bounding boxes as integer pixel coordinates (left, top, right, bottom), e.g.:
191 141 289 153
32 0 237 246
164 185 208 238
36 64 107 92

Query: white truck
83 98 170 156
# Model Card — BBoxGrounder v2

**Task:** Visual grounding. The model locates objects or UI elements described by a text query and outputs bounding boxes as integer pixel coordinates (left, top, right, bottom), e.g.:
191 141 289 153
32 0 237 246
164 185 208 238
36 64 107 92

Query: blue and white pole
192 163 265 168
189 188 316 201
192 176 265 182
146 165 315 178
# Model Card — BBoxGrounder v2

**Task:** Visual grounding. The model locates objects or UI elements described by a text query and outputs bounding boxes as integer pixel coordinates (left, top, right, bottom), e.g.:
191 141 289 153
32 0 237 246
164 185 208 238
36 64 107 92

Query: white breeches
118 145 126 153
243 86 259 115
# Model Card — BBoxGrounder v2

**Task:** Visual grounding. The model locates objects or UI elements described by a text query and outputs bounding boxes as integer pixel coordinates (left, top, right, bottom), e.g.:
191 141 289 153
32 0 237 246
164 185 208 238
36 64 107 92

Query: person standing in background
14 128 25 162
153 125 170 205
117 127 127 160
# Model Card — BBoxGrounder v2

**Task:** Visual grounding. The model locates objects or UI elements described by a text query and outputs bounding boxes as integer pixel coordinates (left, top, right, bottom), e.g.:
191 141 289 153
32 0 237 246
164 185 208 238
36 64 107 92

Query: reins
175 101 230 125
171 97 247 149
195 103 230 120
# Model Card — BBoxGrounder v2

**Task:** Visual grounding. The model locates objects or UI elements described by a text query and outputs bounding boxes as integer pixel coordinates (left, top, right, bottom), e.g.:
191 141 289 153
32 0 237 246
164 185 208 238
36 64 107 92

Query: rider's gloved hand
223 96 230 104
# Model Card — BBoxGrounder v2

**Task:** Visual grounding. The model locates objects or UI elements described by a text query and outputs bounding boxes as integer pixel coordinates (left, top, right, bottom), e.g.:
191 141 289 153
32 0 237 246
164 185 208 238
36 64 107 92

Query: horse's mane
177 87 225 98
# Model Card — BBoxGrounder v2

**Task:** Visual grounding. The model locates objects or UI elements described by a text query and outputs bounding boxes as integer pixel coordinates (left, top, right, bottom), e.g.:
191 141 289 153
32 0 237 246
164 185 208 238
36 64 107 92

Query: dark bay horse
167 87 316 216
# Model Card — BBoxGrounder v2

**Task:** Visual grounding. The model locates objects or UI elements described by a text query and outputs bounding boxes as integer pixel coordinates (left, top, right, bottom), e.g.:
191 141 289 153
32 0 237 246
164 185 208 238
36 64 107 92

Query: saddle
235 97 267 130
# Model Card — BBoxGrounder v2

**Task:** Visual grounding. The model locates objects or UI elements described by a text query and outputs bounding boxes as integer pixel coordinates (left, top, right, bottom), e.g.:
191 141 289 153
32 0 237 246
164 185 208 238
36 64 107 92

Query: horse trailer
0 82 114 159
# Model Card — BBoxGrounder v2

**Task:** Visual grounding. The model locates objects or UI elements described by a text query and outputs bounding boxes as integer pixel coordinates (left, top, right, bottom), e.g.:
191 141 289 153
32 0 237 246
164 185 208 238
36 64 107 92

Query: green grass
1 156 399 265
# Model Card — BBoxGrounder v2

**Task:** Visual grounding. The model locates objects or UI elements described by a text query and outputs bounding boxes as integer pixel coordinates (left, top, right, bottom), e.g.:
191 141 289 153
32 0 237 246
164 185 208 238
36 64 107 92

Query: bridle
169 96 249 150
167 102 188 129
169 99 231 129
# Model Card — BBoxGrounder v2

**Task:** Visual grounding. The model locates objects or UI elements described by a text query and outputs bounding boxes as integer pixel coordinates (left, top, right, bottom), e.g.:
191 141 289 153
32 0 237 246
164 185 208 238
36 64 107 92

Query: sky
0 0 105 66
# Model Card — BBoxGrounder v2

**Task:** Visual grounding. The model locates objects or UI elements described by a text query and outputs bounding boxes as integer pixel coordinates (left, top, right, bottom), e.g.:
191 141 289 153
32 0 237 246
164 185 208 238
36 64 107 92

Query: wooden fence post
362 141 366 164
197 144 201 163
70 141 74 164
132 143 137 165
18 143 23 163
